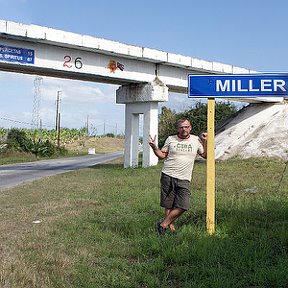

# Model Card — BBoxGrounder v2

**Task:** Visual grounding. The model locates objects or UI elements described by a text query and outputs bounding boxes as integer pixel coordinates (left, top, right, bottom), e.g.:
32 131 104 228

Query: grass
0 157 287 287
0 150 41 164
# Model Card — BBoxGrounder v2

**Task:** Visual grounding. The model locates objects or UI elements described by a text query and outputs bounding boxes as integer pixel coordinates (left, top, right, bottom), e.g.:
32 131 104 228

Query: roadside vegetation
0 157 287 287
0 127 124 165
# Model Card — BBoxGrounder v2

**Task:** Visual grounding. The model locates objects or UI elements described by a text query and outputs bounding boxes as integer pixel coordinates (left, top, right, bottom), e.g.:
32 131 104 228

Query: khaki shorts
160 173 191 210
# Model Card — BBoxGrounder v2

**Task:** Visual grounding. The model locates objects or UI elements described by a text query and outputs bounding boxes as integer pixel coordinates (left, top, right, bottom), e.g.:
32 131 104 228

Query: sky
0 0 287 135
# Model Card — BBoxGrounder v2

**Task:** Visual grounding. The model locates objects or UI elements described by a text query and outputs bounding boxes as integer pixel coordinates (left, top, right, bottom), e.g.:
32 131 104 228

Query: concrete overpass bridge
0 20 283 167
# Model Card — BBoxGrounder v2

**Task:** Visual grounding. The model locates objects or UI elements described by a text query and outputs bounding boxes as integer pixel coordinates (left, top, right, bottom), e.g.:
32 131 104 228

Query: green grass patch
0 158 287 287
0 150 40 164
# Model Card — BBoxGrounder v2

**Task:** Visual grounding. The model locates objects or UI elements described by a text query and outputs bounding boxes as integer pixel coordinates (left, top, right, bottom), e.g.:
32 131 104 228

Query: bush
6 128 30 151
30 140 55 157
0 143 8 152
5 128 67 157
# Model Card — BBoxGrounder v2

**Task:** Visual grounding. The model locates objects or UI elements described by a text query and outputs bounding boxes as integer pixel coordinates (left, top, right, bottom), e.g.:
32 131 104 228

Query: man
149 118 207 235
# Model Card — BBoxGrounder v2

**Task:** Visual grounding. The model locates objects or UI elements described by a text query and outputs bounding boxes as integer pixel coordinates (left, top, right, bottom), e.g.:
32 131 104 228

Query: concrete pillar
124 109 139 168
116 77 168 168
142 102 159 167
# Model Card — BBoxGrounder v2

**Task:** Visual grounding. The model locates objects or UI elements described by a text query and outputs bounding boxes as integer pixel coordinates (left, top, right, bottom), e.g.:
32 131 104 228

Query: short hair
176 118 191 128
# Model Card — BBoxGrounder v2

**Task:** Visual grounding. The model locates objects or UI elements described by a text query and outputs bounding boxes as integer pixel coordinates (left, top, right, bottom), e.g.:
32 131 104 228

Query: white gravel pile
215 102 288 161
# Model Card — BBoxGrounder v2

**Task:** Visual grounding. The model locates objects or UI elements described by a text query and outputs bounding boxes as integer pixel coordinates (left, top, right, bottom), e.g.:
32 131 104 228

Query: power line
0 116 54 128
0 116 31 126
1 115 123 133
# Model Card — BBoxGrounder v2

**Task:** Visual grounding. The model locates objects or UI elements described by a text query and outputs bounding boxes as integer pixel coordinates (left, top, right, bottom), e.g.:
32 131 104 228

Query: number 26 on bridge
63 55 83 69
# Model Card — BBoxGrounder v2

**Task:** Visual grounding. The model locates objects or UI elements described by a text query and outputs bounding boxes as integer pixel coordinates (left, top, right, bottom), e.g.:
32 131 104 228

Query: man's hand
199 132 207 159
148 135 157 150
149 135 168 160
199 132 207 142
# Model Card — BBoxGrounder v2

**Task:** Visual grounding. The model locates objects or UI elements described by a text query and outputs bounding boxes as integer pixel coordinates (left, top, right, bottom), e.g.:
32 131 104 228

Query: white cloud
0 72 124 132
40 77 119 104
159 93 198 113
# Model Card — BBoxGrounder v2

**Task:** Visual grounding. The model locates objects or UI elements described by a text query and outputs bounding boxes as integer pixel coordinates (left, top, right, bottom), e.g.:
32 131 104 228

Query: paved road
0 151 124 189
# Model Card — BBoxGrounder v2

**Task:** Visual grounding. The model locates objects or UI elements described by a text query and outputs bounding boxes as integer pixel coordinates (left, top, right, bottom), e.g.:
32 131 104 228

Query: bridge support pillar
116 77 168 168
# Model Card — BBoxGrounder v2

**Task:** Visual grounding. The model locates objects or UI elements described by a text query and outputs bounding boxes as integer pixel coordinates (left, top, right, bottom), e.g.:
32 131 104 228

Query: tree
158 101 238 147
215 101 238 126
177 102 207 136
158 107 177 148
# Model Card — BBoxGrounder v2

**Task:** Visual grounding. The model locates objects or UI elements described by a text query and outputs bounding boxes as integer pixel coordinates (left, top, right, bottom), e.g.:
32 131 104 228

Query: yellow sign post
189 74 287 235
206 98 215 235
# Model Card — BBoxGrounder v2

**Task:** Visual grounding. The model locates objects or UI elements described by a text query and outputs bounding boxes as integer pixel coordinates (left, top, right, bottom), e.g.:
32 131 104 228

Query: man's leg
161 207 185 229
161 179 190 231
165 208 176 232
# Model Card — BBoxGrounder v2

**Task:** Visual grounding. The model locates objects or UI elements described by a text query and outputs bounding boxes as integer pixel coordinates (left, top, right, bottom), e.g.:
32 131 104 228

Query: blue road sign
0 44 34 64
188 74 288 98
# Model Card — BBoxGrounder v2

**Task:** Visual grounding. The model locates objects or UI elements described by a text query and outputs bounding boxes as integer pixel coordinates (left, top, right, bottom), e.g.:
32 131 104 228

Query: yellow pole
206 98 215 235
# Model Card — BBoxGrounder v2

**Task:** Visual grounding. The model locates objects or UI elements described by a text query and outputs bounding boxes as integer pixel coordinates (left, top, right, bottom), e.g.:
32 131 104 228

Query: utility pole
39 119 43 143
57 113 61 147
86 115 89 136
55 91 61 131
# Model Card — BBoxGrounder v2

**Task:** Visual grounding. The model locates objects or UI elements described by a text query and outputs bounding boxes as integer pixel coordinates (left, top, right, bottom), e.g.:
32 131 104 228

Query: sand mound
215 102 288 161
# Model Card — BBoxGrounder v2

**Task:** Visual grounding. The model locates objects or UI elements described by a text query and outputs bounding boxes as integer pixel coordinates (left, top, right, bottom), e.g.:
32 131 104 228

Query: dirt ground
64 136 125 154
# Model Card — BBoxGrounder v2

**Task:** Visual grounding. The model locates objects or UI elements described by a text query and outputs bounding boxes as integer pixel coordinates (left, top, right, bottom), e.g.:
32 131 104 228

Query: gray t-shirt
161 134 204 181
